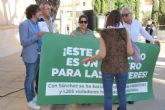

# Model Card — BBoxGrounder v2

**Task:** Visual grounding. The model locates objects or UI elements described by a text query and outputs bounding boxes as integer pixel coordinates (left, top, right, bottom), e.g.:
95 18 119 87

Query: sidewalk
0 43 165 110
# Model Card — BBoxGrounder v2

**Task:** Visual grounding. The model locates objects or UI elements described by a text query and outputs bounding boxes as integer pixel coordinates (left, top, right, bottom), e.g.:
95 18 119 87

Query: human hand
154 39 160 45
82 57 90 64
37 32 44 37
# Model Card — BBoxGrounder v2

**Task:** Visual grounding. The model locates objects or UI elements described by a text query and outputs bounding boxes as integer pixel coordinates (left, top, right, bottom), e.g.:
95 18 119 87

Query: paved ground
0 42 165 110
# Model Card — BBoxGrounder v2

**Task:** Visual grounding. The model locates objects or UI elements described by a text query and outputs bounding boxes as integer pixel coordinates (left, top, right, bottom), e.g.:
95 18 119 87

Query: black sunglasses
79 21 88 24
122 13 131 17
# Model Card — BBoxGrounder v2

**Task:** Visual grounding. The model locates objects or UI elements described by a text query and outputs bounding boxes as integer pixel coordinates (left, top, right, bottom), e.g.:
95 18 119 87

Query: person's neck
126 20 132 24
44 16 50 21
79 28 86 33
31 17 37 22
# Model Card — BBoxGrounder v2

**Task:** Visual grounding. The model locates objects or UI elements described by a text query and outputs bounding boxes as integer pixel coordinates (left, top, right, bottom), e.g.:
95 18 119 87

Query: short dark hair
106 10 122 27
78 15 88 23
25 4 40 19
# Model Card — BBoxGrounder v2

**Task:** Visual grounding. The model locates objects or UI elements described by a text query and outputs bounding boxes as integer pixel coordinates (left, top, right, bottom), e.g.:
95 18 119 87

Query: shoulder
20 20 29 25
71 28 79 35
101 28 126 32
132 20 141 25
87 28 93 32
19 20 29 28
100 28 110 37
87 28 94 34
70 29 76 36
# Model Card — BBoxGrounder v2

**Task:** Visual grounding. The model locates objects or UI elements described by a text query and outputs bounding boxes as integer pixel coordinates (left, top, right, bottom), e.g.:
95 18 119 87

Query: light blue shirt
123 20 154 43
29 19 42 52
19 19 39 63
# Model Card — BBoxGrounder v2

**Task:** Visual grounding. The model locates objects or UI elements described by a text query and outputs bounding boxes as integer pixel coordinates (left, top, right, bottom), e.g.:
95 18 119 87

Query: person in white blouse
34 2 56 102
121 7 159 45
38 2 55 33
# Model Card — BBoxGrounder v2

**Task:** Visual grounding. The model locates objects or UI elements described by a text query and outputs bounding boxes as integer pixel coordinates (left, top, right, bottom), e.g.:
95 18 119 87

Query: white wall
0 0 35 25
0 0 35 57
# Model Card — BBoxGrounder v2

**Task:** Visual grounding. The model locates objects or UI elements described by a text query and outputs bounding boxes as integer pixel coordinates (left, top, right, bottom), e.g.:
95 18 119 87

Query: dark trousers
35 54 40 94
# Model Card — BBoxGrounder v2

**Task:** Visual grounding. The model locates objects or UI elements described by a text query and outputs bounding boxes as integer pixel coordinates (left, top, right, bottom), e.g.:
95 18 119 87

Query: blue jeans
24 58 39 102
102 72 128 110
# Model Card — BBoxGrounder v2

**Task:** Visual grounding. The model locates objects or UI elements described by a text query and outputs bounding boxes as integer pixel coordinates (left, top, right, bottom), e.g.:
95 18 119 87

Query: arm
140 26 160 45
139 24 154 43
19 22 39 47
82 37 106 63
126 30 134 56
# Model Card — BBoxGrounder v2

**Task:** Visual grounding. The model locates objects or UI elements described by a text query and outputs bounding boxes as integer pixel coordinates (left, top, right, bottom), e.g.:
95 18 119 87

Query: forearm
89 52 104 62
20 34 39 47
19 23 39 47
140 28 154 43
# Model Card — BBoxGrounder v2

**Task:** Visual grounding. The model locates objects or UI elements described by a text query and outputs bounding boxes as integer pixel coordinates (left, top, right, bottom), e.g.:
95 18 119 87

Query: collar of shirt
29 19 40 32
76 27 89 33
29 19 38 25
107 22 124 28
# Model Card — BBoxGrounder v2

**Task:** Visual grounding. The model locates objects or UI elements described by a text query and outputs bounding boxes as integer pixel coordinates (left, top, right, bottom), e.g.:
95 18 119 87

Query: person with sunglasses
34 2 56 100
67 15 95 110
121 7 160 105
71 15 95 37
121 7 160 45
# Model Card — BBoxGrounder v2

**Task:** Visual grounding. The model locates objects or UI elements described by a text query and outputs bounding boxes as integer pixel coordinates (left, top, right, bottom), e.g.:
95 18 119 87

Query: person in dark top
82 10 134 110
145 20 153 43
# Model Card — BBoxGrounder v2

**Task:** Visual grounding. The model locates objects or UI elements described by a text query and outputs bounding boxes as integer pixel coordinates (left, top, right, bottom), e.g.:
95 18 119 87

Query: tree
112 0 140 19
101 0 110 13
159 0 165 14
93 0 109 30
93 0 109 15
93 0 102 15
159 0 165 30
113 0 131 10
35 0 60 19
151 0 159 23
134 0 140 19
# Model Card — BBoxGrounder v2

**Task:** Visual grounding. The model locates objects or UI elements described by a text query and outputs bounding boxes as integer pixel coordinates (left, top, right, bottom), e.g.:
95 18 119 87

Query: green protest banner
38 33 160 105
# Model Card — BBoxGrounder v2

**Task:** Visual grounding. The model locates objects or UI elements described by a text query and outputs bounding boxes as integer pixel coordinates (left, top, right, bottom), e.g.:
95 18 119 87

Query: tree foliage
93 0 109 15
101 0 110 13
111 0 140 19
134 0 140 19
158 0 165 30
159 0 165 14
151 0 159 23
93 0 102 14
35 0 60 19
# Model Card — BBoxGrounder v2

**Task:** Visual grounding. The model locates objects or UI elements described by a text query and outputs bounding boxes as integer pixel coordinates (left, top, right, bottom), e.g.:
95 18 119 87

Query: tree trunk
35 0 60 20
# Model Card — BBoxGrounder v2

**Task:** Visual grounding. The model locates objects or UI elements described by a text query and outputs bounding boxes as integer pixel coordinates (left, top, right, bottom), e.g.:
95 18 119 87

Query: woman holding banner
19 4 44 110
71 14 95 37
82 10 134 110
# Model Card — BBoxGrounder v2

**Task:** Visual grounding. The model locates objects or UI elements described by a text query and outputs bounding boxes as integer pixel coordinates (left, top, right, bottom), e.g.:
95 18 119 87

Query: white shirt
123 20 154 43
107 22 124 28
38 17 55 33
